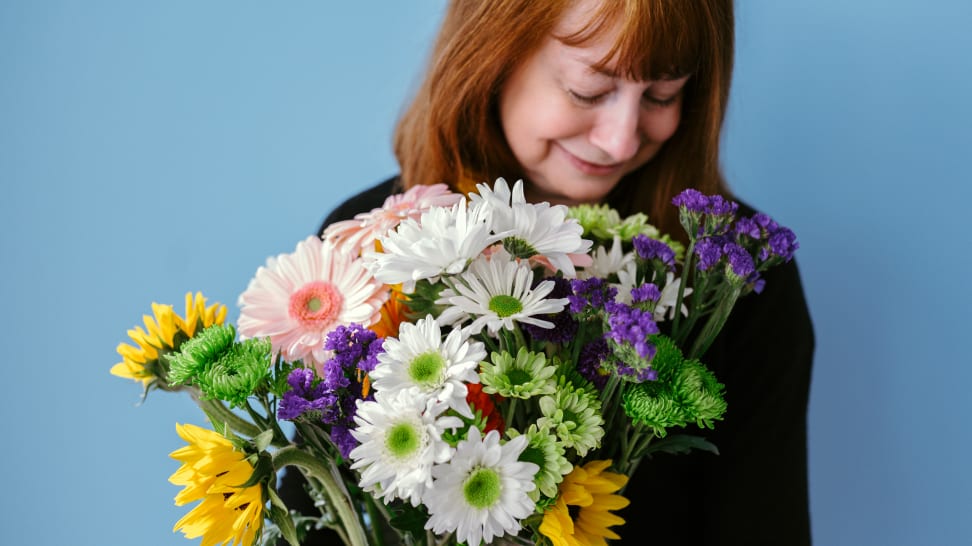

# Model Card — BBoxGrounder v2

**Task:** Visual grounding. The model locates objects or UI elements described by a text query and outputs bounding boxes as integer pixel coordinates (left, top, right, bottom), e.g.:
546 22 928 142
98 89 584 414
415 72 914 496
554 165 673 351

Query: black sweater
281 177 814 545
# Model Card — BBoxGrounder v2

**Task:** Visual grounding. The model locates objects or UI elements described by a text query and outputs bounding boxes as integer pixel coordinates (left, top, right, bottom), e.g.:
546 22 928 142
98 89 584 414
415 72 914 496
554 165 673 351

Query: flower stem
195 396 262 438
671 240 696 342
272 446 369 546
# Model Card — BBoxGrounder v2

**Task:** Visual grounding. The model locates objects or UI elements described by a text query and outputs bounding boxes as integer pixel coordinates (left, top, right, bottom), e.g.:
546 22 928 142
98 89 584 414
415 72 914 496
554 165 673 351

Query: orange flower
369 285 411 339
466 382 505 434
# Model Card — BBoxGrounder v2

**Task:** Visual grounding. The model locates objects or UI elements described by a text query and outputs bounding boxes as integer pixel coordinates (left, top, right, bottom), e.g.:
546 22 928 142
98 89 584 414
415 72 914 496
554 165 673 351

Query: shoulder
316 175 402 236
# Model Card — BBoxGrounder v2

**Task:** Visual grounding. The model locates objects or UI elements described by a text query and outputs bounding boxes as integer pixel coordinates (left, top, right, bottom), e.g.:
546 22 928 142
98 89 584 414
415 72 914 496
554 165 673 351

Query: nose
588 98 641 162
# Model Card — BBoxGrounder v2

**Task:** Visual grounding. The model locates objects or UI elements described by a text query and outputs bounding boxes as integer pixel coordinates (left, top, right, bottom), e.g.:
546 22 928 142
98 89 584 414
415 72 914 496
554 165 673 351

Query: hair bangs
558 0 703 81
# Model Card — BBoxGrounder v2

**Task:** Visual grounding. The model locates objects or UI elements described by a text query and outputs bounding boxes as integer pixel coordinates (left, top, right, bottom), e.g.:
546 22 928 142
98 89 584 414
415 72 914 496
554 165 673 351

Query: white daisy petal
424 427 538 545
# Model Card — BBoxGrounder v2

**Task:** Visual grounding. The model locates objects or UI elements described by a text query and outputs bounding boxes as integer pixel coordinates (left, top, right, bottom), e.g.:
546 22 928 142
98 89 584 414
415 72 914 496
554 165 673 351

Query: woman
287 0 814 544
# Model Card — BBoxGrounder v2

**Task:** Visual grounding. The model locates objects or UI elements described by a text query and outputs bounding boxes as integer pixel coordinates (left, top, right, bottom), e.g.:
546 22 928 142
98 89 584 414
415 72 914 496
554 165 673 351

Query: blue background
2 1 969 544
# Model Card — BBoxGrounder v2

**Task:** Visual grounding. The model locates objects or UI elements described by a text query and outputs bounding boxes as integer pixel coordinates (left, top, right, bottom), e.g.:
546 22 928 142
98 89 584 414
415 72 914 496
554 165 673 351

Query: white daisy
424 427 538 545
580 236 635 280
469 178 592 276
370 315 484 418
654 271 692 321
349 390 462 506
367 200 502 288
436 249 568 336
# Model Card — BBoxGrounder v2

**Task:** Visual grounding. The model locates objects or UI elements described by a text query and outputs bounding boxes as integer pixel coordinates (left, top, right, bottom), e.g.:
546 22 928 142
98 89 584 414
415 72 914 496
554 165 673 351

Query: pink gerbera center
288 281 344 329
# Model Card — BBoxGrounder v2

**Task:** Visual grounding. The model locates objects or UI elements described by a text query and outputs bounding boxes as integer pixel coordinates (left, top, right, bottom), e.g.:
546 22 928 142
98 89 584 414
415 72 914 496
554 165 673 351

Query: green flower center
506 368 532 387
519 444 546 468
385 423 420 458
409 351 445 385
488 295 523 317
463 467 501 509
307 297 322 312
503 236 539 259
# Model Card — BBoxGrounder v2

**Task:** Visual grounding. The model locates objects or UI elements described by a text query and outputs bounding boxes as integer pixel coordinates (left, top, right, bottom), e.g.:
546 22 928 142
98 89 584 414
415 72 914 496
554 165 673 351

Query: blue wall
1 1 968 544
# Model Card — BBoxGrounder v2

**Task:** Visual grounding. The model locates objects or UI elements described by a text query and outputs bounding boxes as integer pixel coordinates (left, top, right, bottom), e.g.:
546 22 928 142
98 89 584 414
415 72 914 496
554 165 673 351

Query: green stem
195 396 262 438
273 446 369 546
504 397 519 431
671 240 696 342
689 284 742 359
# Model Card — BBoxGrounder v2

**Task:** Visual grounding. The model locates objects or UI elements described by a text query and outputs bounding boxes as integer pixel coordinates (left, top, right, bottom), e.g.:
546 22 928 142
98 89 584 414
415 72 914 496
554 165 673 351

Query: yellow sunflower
169 423 264 546
539 459 630 546
111 292 227 386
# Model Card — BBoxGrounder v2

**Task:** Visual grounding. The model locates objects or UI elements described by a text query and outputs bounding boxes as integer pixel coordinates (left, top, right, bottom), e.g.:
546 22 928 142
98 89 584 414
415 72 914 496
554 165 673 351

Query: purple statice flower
723 242 755 279
630 283 661 304
568 277 618 313
615 361 658 382
577 338 610 389
672 188 709 212
324 324 384 375
767 227 799 262
706 195 739 216
524 277 579 342
605 301 659 359
322 358 352 391
278 367 339 421
694 236 725 271
734 216 761 239
330 424 359 459
752 212 779 233
632 235 676 268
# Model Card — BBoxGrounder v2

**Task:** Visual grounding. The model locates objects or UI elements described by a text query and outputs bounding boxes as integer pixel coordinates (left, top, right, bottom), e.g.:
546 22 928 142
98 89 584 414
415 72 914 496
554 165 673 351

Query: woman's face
499 0 689 206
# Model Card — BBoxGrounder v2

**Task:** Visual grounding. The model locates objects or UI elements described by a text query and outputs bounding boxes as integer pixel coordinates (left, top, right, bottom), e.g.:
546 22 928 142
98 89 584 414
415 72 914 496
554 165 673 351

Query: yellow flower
111 292 227 386
169 423 264 546
539 460 630 546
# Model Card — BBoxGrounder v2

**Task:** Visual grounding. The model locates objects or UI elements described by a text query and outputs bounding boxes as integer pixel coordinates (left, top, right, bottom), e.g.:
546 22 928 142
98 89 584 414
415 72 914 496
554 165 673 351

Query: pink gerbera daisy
323 183 463 254
237 236 387 368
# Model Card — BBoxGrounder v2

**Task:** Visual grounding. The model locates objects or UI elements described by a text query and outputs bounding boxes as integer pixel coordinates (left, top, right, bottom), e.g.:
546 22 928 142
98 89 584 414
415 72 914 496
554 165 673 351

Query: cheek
641 108 682 144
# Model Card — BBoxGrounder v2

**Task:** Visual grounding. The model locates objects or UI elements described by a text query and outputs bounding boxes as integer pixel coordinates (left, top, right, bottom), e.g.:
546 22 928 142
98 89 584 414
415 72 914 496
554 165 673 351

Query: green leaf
253 428 275 452
267 488 300 546
640 433 720 459
388 503 429 537
237 452 274 489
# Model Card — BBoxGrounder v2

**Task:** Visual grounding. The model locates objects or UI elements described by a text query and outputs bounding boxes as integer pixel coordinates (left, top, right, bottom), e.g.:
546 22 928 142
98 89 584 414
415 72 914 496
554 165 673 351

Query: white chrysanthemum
424 427 538 545
469 178 592 276
370 315 484 418
323 184 463 255
580 236 635 280
368 200 501 287
349 390 462 506
436 249 568 336
654 271 691 321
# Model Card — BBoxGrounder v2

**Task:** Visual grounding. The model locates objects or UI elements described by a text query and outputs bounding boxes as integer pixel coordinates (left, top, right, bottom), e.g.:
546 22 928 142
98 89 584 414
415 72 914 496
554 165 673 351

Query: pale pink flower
323 183 463 254
237 236 387 368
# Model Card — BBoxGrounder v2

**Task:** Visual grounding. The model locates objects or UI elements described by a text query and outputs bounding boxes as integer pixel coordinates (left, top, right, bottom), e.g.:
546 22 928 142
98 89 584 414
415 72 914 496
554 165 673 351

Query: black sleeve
620 258 814 545
316 176 401 237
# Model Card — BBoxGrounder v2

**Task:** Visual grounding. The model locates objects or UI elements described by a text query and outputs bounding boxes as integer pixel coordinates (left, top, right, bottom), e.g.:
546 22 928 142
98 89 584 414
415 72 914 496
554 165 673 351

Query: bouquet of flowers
111 178 798 546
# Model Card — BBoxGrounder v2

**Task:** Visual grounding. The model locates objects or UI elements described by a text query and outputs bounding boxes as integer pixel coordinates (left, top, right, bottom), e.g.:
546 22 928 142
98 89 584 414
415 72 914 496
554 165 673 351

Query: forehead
550 0 700 80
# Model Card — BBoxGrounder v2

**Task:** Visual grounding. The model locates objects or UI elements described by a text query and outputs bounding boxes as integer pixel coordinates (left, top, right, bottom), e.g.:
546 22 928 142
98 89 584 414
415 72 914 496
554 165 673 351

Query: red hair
394 0 735 239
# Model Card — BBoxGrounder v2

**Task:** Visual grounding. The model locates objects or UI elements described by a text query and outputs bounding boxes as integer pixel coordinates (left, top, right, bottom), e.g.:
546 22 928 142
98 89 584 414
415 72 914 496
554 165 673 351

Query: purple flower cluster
577 338 610 389
278 367 340 422
694 236 727 271
671 189 709 213
632 235 676 269
605 301 659 360
630 283 661 304
615 361 658 382
672 189 739 217
568 277 617 313
723 242 755 279
735 212 799 263
523 277 578 343
278 323 386 457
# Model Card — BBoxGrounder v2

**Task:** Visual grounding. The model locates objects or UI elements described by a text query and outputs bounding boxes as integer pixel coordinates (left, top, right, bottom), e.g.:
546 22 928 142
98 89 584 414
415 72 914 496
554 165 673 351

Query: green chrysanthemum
612 212 660 241
167 324 272 407
480 347 556 399
568 203 622 241
537 381 604 456
196 337 272 407
621 346 726 436
168 324 237 386
507 424 572 500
